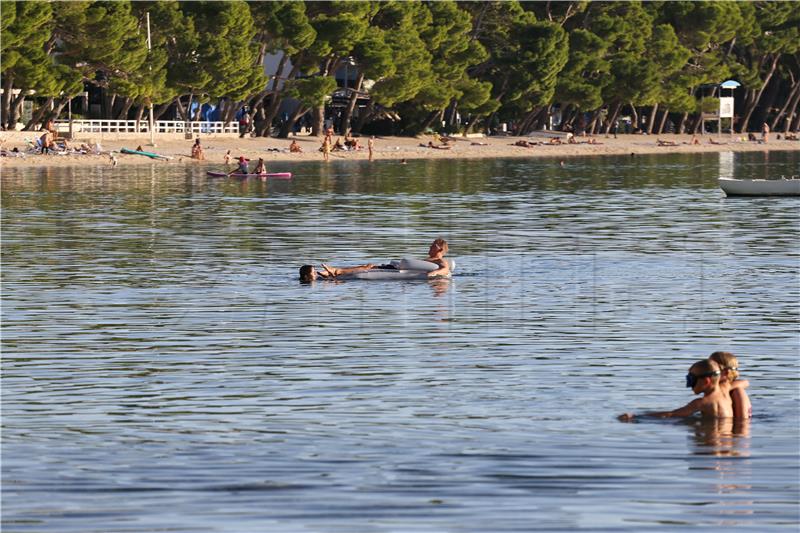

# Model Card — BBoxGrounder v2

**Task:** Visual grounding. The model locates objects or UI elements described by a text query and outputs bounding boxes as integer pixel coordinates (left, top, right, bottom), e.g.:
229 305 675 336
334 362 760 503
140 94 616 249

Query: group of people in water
619 351 752 421
299 238 450 283
300 238 754 424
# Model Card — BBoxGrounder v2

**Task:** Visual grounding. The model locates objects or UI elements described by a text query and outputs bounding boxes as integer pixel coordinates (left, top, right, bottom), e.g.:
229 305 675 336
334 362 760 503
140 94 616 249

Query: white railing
54 120 239 134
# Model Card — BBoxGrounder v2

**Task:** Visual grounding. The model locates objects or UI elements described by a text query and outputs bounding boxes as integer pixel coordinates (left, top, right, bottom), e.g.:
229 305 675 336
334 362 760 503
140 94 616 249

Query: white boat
718 177 800 196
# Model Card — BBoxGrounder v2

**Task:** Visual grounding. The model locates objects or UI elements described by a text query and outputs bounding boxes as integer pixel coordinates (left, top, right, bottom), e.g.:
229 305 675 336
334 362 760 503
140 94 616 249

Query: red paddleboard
207 171 292 179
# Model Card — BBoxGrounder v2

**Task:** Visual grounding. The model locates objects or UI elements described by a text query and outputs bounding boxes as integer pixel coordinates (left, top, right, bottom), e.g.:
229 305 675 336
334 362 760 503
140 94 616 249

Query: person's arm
645 398 703 418
730 379 750 391
321 263 375 277
619 398 703 421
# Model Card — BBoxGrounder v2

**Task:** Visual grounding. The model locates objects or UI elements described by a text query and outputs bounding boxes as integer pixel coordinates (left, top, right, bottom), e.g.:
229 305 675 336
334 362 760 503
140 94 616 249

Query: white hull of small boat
719 177 800 196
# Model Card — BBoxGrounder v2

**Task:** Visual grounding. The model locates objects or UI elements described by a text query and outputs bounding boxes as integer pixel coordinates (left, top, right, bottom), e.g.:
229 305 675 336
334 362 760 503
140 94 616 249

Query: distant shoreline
2 132 798 170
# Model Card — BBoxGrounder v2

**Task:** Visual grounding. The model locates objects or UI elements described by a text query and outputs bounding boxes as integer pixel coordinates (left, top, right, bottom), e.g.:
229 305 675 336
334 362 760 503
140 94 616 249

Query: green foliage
2 0 796 133
285 76 338 109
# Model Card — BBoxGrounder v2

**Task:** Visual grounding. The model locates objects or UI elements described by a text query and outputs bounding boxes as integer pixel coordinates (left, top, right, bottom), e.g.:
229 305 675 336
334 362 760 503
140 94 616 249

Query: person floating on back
299 263 376 283
709 351 752 419
618 359 732 421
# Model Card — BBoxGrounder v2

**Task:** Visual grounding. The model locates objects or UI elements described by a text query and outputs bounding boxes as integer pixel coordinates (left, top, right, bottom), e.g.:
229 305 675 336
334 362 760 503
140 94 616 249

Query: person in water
300 238 451 282
299 263 376 282
424 238 450 278
618 359 732 421
230 156 249 176
709 351 752 419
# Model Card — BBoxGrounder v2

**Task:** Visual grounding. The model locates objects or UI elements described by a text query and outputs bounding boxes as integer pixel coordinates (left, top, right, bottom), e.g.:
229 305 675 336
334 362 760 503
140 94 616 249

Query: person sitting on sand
299 263 376 282
39 131 54 154
253 157 267 175
289 140 303 153
332 137 345 151
566 132 576 144
191 138 205 160
230 156 249 176
618 359 732 421
690 135 700 145
344 133 360 150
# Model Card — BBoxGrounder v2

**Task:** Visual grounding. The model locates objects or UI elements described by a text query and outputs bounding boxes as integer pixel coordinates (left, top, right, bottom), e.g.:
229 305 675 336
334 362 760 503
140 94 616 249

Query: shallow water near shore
2 151 799 531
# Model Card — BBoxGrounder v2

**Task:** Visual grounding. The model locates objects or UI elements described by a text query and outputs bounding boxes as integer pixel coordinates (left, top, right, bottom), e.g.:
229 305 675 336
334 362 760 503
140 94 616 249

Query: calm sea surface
2 151 799 532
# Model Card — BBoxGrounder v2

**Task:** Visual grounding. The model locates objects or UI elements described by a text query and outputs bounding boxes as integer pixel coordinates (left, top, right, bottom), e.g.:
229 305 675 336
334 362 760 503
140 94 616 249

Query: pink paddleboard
207 171 292 179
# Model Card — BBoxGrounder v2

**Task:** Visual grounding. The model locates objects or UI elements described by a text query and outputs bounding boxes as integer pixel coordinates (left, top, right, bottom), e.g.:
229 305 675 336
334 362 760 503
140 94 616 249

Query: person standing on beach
239 109 251 138
761 122 769 143
322 136 331 162
368 136 375 161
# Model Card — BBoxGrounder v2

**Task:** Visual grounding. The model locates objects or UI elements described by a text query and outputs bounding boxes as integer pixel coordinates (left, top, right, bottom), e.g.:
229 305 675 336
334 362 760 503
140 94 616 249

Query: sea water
2 151 799 531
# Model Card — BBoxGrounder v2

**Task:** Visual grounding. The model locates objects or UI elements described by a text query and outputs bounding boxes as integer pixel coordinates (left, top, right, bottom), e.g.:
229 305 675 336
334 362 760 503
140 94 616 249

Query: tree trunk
603 102 622 134
10 94 25 129
24 96 53 130
354 100 375 132
629 103 638 131
586 109 602 134
419 109 444 134
262 56 295 137
341 72 364 135
677 111 688 134
175 95 188 122
785 86 800 131
646 103 658 134
104 93 117 119
771 80 799 132
134 103 145 130
116 97 134 120
279 105 307 138
311 105 324 137
739 54 780 133
42 97 69 125
656 106 669 134
153 99 173 121
1 75 13 129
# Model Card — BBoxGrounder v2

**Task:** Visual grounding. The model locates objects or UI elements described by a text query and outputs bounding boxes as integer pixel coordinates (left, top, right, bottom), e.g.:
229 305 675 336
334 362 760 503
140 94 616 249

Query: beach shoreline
2 131 798 170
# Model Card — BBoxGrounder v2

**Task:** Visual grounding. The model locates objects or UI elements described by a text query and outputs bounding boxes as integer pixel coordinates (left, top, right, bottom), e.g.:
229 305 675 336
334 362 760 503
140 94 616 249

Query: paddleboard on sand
206 171 293 179
120 147 171 160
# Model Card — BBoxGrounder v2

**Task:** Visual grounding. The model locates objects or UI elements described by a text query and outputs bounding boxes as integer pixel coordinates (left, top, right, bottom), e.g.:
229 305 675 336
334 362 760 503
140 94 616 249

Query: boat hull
719 177 800 196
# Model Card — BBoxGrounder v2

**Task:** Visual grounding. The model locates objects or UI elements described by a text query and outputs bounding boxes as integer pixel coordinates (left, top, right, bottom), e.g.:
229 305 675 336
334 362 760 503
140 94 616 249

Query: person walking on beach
368 136 375 161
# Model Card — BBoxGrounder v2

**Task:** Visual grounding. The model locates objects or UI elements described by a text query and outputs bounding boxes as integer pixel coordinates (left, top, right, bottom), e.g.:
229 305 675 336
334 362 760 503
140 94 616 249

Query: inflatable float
206 171 293 179
342 258 455 280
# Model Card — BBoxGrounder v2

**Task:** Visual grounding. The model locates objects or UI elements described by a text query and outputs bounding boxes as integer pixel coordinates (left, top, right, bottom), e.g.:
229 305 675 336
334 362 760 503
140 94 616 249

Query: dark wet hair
299 265 314 282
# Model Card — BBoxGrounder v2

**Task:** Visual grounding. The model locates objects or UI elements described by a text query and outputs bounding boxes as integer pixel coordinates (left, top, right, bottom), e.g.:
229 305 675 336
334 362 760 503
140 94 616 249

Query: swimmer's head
429 238 448 257
299 265 317 282
686 359 721 391
709 351 740 382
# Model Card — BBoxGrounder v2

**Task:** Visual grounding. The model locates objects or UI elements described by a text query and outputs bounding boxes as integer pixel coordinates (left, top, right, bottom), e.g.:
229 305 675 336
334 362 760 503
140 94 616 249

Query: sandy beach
1 130 798 170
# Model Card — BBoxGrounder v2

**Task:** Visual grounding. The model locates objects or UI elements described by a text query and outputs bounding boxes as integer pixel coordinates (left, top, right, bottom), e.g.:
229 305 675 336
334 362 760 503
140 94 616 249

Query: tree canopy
1 0 797 134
